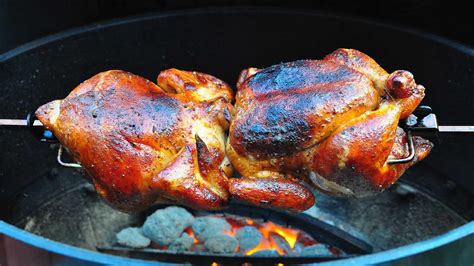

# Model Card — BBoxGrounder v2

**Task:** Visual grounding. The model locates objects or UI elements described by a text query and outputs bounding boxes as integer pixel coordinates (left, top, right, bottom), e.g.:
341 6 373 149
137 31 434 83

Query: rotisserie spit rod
0 106 472 169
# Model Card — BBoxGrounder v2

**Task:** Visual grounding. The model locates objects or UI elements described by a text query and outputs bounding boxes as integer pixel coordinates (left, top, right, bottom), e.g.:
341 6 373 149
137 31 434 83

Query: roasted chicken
36 48 433 213
36 69 233 212
227 49 433 211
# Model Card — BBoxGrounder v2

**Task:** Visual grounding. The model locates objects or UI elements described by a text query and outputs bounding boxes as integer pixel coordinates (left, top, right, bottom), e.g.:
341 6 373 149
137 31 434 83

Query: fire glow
243 221 300 255
117 206 340 256
186 216 306 255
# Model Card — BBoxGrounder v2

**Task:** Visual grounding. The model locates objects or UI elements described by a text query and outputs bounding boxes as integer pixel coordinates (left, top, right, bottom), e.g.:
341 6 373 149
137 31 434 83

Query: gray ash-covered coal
114 205 339 257
168 232 194 252
191 216 231 242
295 231 318 247
301 244 333 256
204 234 239 253
235 226 262 252
116 227 150 248
269 231 293 254
141 206 194 246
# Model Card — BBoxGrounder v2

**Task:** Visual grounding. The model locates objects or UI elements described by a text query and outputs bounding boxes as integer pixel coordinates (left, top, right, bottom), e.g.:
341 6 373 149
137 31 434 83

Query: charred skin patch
231 59 377 159
237 103 312 158
247 60 355 95
227 48 432 212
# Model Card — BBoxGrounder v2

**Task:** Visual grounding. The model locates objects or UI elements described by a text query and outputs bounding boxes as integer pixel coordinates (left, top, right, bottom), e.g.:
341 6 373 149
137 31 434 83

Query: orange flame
185 227 199 244
245 221 299 255
182 216 305 256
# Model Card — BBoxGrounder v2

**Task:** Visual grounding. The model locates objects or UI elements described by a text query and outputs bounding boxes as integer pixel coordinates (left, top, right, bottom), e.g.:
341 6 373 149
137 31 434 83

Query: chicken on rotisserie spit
36 69 233 212
36 48 433 213
227 48 433 211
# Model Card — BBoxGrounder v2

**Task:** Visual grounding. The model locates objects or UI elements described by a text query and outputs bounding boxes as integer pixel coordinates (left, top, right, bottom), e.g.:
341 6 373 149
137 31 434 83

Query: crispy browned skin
228 48 433 211
229 174 315 211
36 69 233 212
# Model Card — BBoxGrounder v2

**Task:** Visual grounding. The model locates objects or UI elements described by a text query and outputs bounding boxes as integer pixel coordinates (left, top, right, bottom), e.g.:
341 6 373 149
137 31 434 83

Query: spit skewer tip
0 119 43 127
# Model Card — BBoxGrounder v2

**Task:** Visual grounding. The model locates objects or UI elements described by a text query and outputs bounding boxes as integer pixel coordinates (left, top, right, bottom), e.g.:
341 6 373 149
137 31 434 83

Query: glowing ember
182 216 308 255
245 221 300 255
184 227 199 244
128 206 337 256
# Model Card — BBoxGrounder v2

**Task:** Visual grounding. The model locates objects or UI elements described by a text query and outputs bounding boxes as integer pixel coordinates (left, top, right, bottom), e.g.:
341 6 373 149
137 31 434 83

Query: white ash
191 217 231 242
142 206 194 245
116 227 151 248
235 226 262 252
168 232 194 252
204 234 238 254
301 244 332 256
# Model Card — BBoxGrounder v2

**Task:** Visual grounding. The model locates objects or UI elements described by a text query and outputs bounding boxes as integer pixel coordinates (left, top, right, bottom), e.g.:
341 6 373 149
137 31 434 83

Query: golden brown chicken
36 49 433 214
227 48 433 212
36 69 233 212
